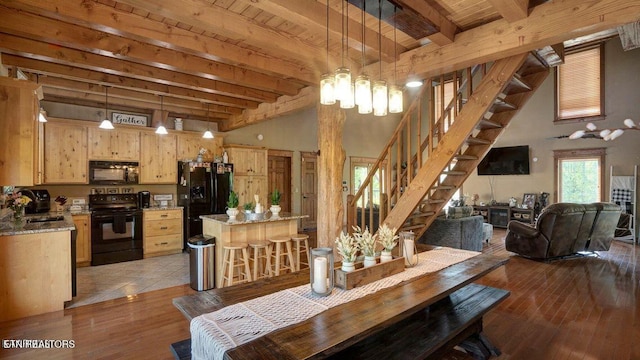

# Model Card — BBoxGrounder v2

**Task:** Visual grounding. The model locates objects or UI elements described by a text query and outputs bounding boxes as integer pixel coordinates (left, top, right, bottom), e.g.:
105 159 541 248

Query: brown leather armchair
505 203 621 259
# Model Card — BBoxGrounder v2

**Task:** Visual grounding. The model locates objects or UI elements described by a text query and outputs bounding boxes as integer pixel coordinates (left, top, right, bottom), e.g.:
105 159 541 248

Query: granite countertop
143 206 184 211
0 211 76 237
200 212 308 225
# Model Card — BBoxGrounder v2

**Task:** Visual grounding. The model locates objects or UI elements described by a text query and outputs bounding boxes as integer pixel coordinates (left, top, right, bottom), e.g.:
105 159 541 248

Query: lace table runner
190 247 480 360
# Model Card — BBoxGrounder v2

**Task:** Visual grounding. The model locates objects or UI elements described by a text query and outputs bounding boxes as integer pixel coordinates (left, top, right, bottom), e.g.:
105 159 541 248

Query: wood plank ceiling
0 0 638 131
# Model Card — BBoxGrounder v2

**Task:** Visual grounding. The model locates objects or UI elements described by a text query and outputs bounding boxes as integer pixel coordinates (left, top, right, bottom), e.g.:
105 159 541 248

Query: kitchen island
200 212 308 288
0 213 76 321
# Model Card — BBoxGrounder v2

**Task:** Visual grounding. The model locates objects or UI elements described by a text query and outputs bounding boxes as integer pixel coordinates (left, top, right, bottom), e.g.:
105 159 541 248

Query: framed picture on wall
522 193 537 209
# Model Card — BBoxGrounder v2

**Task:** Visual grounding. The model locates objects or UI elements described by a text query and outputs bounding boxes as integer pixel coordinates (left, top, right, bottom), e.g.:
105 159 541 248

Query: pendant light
335 0 352 103
155 95 168 135
320 1 336 105
388 5 403 114
98 86 115 129
202 103 214 139
340 2 355 109
355 0 372 112
372 0 388 117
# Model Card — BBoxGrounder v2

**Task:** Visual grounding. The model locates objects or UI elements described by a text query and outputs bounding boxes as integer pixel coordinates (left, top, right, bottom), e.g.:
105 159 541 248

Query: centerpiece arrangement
377 223 399 263
243 195 266 220
352 226 377 267
6 191 31 225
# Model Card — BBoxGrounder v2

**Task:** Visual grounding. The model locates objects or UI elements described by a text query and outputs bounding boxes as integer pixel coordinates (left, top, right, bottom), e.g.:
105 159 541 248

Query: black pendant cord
105 87 108 116
394 5 397 85
378 0 382 79
326 1 330 73
361 0 366 69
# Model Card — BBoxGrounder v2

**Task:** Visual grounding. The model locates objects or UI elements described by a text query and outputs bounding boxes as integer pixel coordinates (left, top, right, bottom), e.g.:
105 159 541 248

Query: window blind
557 46 602 119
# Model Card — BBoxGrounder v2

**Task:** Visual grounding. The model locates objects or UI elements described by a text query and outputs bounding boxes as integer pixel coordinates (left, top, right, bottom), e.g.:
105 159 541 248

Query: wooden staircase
347 51 552 239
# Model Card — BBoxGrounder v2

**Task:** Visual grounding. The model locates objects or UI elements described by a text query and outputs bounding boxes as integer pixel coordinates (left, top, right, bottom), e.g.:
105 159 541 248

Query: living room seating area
505 202 622 260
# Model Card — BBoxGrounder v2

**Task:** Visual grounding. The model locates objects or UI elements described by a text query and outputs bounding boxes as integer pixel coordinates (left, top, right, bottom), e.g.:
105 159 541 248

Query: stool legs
222 246 252 287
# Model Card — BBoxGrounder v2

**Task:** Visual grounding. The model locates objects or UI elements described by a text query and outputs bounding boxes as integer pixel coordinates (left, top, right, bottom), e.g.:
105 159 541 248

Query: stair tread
432 185 455 190
400 224 427 231
503 73 533 94
477 118 503 130
442 170 467 175
466 137 491 145
454 154 478 160
491 98 518 112
408 211 436 219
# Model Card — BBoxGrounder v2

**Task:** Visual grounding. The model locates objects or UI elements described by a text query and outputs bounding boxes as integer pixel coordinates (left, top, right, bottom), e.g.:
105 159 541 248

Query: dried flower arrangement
377 223 398 251
335 231 359 263
352 225 377 257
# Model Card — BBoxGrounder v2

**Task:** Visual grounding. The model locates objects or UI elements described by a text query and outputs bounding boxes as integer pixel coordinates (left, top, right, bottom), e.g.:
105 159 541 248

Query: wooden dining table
172 250 509 359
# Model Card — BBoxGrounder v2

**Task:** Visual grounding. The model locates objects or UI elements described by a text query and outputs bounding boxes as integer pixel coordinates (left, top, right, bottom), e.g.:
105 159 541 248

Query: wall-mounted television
477 145 530 175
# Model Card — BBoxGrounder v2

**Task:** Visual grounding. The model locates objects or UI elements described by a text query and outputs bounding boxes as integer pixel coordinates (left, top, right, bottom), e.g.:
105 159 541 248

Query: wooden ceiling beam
486 0 530 22
3 0 317 85
0 33 280 103
386 0 640 84
32 75 242 115
221 87 318 131
0 5 302 96
43 88 231 121
115 0 338 68
244 0 402 63
392 0 458 45
2 55 259 109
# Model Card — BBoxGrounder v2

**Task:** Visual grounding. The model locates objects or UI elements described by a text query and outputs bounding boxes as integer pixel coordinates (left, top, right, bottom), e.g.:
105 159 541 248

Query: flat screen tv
477 145 530 175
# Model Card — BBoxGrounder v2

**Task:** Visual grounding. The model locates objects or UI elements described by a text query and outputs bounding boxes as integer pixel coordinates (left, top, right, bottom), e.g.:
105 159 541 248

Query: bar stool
268 235 295 276
248 241 272 281
221 244 252 287
291 233 310 271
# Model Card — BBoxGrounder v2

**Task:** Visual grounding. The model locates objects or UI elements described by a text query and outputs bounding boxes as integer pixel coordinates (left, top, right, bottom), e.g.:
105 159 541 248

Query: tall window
555 44 604 122
554 148 606 203
351 157 386 208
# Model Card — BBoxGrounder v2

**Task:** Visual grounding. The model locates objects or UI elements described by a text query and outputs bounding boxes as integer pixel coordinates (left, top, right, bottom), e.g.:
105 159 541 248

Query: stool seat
290 233 310 271
221 244 252 287
268 236 295 276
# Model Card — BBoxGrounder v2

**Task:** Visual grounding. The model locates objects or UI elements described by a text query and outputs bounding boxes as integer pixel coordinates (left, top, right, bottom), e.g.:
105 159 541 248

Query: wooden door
300 151 318 228
267 151 292 212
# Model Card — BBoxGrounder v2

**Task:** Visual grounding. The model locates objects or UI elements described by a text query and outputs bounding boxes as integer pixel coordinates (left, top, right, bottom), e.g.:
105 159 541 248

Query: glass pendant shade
202 130 214 139
372 80 388 116
334 67 352 102
155 125 168 135
320 73 336 105
99 119 114 130
388 85 403 113
358 96 373 114
354 75 372 106
340 83 355 109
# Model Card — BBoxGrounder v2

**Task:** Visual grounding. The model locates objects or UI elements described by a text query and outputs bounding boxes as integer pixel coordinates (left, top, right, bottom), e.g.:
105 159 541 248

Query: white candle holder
399 231 418 267
310 247 334 296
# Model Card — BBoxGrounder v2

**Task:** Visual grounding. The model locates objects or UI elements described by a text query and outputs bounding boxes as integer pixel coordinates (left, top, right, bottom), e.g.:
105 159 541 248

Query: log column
316 104 345 248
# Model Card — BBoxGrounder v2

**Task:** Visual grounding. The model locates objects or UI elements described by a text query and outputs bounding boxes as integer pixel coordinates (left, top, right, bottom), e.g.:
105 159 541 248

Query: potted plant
270 189 281 216
243 202 254 214
377 223 398 263
226 191 239 221
353 226 377 267
335 231 359 272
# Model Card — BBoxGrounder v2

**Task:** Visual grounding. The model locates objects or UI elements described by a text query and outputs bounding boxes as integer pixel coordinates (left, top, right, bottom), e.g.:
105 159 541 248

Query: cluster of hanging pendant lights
320 0 402 116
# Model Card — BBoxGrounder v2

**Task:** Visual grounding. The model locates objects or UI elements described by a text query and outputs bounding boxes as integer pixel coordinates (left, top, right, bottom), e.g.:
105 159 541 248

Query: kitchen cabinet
43 121 88 184
233 174 267 206
143 209 183 257
139 132 177 184
226 145 267 176
72 214 91 267
88 127 140 161
176 133 223 162
0 77 41 186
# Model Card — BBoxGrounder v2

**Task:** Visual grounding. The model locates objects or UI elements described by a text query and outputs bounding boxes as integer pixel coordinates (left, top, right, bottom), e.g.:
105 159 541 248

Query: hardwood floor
0 230 638 359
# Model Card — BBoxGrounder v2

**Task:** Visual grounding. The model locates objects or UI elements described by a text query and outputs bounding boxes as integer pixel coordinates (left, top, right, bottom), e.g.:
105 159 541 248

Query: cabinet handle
160 226 168 230
160 214 168 218
157 242 169 246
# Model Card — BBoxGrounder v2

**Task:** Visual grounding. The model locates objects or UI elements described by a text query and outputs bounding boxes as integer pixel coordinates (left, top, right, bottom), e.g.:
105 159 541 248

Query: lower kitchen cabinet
72 214 91 267
143 208 183 257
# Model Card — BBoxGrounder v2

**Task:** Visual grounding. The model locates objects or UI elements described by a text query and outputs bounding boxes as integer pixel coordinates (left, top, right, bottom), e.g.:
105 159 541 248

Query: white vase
341 261 355 272
363 256 377 267
226 208 239 221
380 250 393 263
270 204 281 216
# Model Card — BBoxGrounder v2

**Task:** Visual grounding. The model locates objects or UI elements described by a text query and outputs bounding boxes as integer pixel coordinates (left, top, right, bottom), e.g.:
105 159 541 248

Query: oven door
91 211 143 265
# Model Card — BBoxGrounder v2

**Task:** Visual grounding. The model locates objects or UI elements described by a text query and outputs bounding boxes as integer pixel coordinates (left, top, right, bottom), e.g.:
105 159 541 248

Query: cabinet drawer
144 210 182 221
144 234 182 254
144 218 182 237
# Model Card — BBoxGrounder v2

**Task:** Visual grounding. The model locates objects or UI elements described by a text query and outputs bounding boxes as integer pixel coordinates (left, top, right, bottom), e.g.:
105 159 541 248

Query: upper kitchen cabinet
43 121 88 184
88 127 140 161
226 145 267 176
176 133 223 162
0 77 41 186
140 132 177 184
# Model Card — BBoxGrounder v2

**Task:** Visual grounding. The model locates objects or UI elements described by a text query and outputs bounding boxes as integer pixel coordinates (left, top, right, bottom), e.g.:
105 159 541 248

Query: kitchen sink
26 215 65 223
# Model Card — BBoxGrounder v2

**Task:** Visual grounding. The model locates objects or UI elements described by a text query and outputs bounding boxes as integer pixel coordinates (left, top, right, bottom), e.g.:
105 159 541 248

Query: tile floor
69 253 190 308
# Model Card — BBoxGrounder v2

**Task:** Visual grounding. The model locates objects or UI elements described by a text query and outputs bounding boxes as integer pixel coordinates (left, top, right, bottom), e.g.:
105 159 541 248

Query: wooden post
316 104 346 248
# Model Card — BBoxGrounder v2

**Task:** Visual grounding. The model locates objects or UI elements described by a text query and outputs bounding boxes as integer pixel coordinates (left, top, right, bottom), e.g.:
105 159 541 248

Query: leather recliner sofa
505 202 621 259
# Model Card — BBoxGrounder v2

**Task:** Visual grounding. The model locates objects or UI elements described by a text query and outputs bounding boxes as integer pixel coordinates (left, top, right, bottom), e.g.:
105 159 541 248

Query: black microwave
89 161 139 185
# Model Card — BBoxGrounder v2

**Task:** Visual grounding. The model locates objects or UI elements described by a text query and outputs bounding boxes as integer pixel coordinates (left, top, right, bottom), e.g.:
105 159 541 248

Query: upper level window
555 44 604 122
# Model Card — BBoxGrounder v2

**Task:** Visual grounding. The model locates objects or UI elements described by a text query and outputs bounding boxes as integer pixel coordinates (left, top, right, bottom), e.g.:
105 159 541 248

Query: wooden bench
170 283 508 360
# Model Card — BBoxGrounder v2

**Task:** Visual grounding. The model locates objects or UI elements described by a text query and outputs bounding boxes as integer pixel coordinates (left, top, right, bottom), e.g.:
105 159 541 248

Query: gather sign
112 112 148 127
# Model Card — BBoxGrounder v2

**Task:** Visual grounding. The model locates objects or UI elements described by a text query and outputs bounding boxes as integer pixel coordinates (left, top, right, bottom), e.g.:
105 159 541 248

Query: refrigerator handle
210 163 216 214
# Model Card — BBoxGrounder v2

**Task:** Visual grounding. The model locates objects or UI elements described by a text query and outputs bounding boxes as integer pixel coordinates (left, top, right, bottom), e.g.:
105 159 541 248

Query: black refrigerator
177 162 233 249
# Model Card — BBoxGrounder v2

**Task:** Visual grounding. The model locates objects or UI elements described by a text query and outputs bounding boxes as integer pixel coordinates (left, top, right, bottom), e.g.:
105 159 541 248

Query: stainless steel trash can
187 235 215 291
